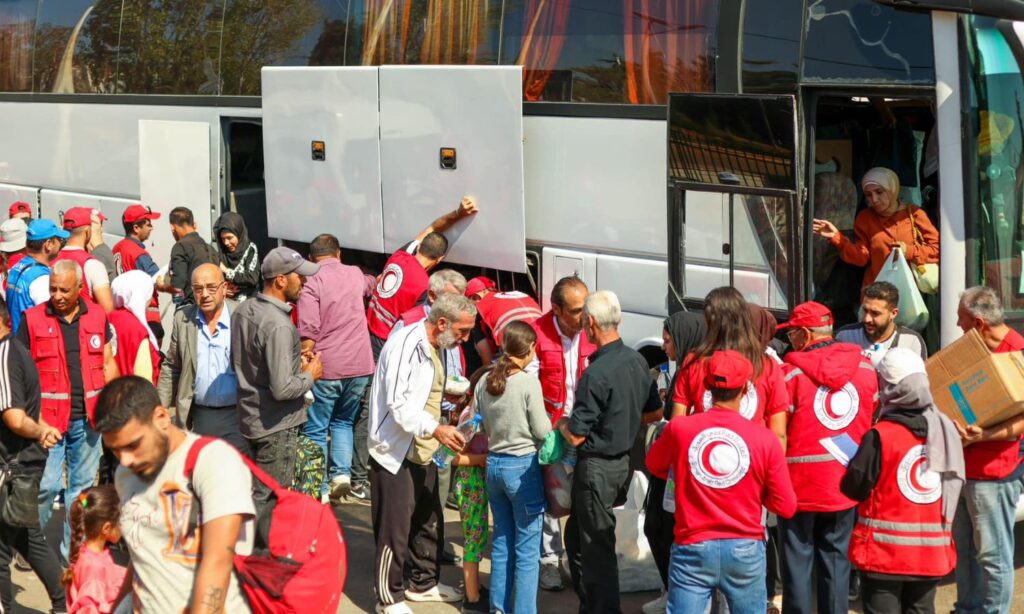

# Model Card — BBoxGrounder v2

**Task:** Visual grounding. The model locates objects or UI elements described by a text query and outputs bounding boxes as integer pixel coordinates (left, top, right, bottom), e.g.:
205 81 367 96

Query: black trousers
566 454 630 614
0 523 65 612
642 475 675 590
370 456 442 606
861 576 939 614
779 508 856 614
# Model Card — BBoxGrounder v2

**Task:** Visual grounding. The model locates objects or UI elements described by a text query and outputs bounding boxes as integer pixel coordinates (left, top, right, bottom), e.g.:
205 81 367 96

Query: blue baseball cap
26 219 70 242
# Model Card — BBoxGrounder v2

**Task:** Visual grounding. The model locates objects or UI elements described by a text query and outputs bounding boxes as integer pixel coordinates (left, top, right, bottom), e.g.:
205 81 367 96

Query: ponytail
61 497 87 587
486 355 515 396
484 320 538 397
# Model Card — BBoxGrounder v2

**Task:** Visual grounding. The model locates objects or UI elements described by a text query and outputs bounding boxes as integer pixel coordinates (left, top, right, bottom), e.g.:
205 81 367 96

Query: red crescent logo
908 457 930 493
701 441 729 478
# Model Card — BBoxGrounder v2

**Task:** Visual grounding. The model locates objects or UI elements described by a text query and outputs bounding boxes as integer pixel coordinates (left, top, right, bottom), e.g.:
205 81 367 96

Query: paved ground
10 502 1024 613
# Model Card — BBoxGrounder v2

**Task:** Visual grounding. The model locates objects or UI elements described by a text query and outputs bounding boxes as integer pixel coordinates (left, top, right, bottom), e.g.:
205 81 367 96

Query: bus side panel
523 116 667 258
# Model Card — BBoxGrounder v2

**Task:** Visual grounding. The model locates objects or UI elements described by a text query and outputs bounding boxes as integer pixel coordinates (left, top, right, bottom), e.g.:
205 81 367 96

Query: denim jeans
668 539 766 614
248 426 300 511
37 418 102 561
952 475 1024 614
486 453 546 614
778 508 855 614
303 376 370 494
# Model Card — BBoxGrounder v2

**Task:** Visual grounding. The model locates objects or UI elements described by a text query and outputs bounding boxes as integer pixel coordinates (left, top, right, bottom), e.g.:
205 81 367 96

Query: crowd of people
0 185 1017 614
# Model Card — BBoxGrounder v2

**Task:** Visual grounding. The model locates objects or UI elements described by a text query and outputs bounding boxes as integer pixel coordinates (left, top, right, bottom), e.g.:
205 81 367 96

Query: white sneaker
329 475 352 501
405 582 462 603
374 602 413 614
642 591 668 614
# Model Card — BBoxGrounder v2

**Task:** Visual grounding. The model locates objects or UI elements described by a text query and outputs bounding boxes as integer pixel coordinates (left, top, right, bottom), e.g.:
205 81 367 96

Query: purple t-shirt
297 258 375 379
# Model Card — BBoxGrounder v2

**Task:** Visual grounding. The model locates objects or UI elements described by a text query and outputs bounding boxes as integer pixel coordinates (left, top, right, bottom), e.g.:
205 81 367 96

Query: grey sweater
476 371 552 456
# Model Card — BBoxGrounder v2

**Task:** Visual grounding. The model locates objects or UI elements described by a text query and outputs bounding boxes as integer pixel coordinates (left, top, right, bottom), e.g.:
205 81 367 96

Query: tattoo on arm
200 586 225 613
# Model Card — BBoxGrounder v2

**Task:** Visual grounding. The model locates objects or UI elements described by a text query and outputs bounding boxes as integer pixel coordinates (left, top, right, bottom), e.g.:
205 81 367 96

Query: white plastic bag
873 247 929 331
614 471 663 593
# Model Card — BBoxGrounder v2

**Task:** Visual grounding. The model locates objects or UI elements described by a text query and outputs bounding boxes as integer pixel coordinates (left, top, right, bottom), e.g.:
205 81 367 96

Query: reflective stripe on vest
872 534 952 547
41 392 70 400
784 368 804 382
857 517 951 533
370 299 397 329
493 306 543 337
787 454 833 464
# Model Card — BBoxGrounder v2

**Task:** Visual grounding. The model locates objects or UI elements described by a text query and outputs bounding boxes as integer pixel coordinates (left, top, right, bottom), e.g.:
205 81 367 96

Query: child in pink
63 485 129 614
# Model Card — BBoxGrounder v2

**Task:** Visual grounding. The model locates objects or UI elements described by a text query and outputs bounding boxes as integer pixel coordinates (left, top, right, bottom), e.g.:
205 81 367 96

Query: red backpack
184 437 347 613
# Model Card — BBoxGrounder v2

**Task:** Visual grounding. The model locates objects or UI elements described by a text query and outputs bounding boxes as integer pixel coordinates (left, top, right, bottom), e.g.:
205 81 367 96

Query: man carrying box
951 286 1024 614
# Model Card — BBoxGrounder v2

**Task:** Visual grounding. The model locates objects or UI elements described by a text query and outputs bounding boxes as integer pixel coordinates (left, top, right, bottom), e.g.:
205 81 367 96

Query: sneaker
405 582 463 603
642 591 667 614
329 475 352 501
320 492 330 505
349 481 371 502
374 602 413 614
461 587 490 613
12 552 30 572
539 562 563 591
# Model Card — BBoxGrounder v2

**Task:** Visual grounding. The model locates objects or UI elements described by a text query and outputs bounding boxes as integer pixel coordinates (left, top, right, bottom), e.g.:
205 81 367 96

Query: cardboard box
926 329 1024 428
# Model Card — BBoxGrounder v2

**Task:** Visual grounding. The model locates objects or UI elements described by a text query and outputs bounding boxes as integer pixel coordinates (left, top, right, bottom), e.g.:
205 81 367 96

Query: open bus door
667 94 802 318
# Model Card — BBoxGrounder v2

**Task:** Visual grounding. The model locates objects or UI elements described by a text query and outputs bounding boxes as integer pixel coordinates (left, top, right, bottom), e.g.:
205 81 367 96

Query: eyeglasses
191 282 225 296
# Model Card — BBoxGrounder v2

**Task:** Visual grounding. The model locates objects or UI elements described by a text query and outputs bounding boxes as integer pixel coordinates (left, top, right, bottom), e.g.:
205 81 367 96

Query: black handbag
0 465 40 528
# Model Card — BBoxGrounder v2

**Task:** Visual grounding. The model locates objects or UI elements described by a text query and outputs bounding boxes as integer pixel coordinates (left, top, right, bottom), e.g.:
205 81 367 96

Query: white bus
0 0 1022 362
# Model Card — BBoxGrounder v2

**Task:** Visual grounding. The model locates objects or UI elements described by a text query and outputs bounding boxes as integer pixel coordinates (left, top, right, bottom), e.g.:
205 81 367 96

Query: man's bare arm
189 514 244 614
413 196 478 242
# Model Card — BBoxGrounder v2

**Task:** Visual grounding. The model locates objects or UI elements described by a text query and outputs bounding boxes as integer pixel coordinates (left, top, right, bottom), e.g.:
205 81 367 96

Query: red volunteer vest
477 291 543 346
532 311 595 424
849 421 956 577
673 354 789 427
963 329 1024 480
24 302 107 433
52 249 98 302
107 308 160 385
112 238 161 324
783 346 876 512
367 250 428 339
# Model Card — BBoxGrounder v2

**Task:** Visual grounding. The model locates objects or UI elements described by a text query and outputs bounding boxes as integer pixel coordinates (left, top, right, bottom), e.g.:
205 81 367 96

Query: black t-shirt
17 300 113 420
0 335 47 468
170 231 217 305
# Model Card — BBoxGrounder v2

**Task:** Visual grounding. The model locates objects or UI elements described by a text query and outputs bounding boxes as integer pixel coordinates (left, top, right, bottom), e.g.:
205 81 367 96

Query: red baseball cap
62 206 107 229
122 204 161 224
8 202 31 218
465 276 496 298
776 301 834 330
704 350 754 389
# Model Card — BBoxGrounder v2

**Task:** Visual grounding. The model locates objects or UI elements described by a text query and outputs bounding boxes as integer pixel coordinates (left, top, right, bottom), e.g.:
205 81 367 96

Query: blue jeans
952 475 1023 614
302 376 370 494
668 539 766 614
486 453 546 614
37 418 102 560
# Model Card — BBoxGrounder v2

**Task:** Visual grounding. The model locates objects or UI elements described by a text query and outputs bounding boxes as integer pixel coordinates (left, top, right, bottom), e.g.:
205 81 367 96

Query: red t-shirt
646 407 797 544
672 353 789 427
964 328 1024 480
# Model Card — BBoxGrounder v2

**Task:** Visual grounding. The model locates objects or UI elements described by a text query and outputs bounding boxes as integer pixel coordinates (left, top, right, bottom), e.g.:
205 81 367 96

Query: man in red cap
465 276 542 363
8 202 31 221
52 207 114 313
776 301 877 614
646 349 796 612
113 204 164 341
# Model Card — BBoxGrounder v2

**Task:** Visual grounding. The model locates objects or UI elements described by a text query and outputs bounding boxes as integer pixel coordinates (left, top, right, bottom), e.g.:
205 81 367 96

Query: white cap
0 218 27 252
877 347 927 384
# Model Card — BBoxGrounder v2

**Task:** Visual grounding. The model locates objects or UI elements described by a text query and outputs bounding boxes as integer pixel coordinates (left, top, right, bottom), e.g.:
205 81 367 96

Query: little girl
452 367 491 613
62 485 129 614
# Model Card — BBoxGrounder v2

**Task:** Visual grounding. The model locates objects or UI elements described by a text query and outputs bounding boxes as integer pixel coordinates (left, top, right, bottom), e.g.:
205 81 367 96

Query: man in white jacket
369 293 477 614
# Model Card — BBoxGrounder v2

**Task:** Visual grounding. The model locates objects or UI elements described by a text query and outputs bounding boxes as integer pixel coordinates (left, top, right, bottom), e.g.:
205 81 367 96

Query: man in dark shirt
0 300 65 613
166 206 216 306
558 290 662 613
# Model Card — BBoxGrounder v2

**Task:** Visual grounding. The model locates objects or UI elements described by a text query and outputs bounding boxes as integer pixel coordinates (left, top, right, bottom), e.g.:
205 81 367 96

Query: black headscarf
663 311 706 390
213 212 252 268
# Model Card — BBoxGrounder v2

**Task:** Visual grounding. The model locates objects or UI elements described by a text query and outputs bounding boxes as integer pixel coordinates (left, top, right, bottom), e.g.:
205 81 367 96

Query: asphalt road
10 501 1024 613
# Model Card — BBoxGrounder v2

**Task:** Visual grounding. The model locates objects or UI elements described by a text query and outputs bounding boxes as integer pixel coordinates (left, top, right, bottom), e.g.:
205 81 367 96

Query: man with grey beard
367 293 478 614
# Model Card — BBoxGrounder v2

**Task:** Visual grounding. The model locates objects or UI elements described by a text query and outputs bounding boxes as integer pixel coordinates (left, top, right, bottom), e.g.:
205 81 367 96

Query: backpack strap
184 435 288 498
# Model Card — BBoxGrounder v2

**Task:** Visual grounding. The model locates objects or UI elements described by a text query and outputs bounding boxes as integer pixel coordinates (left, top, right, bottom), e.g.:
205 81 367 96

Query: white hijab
111 270 158 347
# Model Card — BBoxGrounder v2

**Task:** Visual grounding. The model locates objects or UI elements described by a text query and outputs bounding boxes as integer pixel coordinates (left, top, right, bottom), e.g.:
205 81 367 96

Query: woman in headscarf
840 348 963 614
108 270 161 384
642 310 706 613
748 303 783 364
813 167 939 289
212 211 259 299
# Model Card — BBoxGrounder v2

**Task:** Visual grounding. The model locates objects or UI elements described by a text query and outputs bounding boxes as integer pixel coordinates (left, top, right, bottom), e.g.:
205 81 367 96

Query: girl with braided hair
62 485 128 613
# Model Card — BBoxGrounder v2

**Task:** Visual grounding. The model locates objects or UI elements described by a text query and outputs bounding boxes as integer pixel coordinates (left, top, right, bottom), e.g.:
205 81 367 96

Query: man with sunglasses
5 219 66 333
113 204 165 343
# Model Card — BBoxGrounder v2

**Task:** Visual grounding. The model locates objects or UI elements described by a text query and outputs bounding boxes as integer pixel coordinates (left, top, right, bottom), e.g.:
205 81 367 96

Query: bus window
803 0 934 84
32 0 118 94
963 16 1024 313
0 0 35 92
742 0 801 93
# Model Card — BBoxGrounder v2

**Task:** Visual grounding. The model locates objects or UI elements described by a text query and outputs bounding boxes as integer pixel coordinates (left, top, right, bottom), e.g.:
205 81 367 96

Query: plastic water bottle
658 363 671 397
433 413 483 469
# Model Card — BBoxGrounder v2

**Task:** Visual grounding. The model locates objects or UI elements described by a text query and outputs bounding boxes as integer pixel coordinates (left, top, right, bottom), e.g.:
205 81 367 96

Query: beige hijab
861 167 902 217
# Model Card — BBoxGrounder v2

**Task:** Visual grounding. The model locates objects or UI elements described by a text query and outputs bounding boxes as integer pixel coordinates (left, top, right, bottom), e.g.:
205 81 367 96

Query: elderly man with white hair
557 290 664 613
